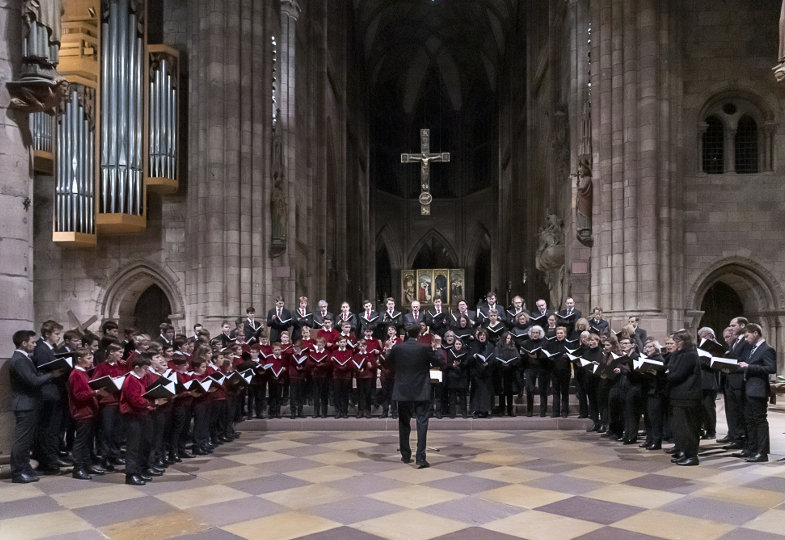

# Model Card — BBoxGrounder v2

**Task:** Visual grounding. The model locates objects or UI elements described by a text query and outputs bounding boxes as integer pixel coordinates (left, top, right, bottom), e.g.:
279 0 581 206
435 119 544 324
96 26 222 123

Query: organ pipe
148 48 178 184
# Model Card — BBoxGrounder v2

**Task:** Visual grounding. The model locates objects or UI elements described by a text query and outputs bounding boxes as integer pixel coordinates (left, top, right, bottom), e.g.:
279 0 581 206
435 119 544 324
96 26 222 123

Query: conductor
387 325 440 468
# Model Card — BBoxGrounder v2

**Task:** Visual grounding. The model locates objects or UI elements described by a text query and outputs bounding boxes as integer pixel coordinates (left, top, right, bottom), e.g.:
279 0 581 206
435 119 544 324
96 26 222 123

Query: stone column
272 0 300 303
590 0 681 337
0 0 36 472
185 1 272 331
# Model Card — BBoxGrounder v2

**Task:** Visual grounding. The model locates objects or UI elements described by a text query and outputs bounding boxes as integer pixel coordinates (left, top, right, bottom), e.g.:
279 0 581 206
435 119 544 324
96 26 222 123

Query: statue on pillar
535 211 566 309
270 118 287 254
7 0 68 115
575 155 594 246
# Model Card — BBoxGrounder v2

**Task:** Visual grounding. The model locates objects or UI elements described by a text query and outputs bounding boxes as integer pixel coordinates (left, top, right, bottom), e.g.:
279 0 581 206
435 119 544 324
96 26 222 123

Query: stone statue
270 120 287 252
774 0 785 86
575 155 593 246
535 211 566 309
8 0 67 114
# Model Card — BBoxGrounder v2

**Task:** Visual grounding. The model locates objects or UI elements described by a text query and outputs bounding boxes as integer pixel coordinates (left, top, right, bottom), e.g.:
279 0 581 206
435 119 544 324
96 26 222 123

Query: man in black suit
734 323 776 462
312 299 334 330
387 325 440 468
243 307 263 343
627 316 648 347
477 292 505 325
9 330 63 483
266 296 293 342
588 306 609 336
718 316 750 447
531 298 552 326
557 297 582 330
403 300 426 327
32 320 68 474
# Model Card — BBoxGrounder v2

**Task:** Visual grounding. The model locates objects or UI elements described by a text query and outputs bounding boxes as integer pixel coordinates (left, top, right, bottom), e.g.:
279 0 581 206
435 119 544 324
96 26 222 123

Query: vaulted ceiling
353 0 520 113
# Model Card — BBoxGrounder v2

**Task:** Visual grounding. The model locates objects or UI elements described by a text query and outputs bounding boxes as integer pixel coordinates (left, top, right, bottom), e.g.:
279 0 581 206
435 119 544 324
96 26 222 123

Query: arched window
702 116 724 174
698 96 772 174
735 115 758 174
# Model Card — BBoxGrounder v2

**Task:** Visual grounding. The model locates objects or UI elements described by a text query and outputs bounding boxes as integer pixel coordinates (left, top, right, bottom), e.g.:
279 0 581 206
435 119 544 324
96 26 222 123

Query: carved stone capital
281 0 301 22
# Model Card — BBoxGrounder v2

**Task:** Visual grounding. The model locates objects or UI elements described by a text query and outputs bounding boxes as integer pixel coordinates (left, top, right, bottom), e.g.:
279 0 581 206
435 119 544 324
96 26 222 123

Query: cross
401 129 450 215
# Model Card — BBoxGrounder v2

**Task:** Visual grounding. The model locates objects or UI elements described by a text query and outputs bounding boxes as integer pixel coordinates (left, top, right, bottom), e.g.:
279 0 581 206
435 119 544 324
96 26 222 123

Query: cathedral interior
2 1 785 534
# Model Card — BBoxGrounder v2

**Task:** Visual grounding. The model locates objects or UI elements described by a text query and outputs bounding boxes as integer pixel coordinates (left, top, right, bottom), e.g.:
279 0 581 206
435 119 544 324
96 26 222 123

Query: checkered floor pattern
3 426 785 540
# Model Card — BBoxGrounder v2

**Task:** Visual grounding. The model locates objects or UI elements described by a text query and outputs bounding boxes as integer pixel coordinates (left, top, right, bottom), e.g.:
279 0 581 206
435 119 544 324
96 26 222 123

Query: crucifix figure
401 128 450 215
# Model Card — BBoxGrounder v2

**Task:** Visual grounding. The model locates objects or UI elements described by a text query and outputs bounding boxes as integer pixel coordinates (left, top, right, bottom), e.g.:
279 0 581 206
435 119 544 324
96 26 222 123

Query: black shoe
138 473 153 482
416 461 431 469
670 452 686 463
144 468 164 477
54 457 73 468
639 442 650 448
169 453 182 463
597 425 607 434
12 472 39 484
72 468 93 480
192 447 209 456
664 447 679 454
746 453 768 463
716 435 731 444
623 439 637 445
732 451 751 458
154 459 167 468
401 456 412 464
110 457 126 466
646 443 662 450
101 461 116 472
36 465 60 475
724 442 745 450
180 450 195 459
125 474 146 485
87 465 106 475
539 411 547 417
676 456 699 466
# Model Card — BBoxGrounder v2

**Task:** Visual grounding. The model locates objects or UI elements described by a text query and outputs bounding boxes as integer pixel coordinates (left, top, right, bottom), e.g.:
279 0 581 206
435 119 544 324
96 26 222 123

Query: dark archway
473 247 491 306
133 284 172 337
411 236 456 269
376 243 392 305
699 281 743 337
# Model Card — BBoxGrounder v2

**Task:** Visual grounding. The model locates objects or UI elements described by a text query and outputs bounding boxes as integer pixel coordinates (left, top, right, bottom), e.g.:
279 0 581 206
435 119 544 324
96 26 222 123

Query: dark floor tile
529 473 609 495
717 528 785 540
134 475 214 495
48 531 109 540
422 497 521 525
277 444 340 457
186 496 288 526
431 526 523 540
521 459 582 474
174 528 246 540
624 473 703 494
323 474 408 496
573 526 667 540
535 496 644 525
228 473 310 495
308 496 406 524
256 457 327 474
0 495 62 518
74 495 177 528
659 496 763 525
435 459 500 474
424 475 509 495
742 475 785 492
292 525 386 540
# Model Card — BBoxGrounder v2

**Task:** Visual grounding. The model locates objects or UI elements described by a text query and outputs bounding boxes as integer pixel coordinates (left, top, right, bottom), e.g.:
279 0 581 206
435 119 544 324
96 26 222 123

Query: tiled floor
3 427 785 540
4 402 785 539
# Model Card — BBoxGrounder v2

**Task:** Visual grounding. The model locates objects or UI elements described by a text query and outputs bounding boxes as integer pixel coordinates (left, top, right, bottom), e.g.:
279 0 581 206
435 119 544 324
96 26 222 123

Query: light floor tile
0 483 44 502
581 484 685 509
352 509 466 540
320 439 378 451
196 465 271 484
307 451 366 466
51 484 146 509
258 484 346 509
468 465 550 483
100 509 211 540
0 510 92 540
477 484 571 509
563 465 648 483
223 510 339 540
367 485 464 509
473 451 531 466
155 484 249 509
613 509 735 540
693 484 785 508
284 465 363 483
247 439 308 451
225 451 293 466
375 465 460 484
484 509 602 540
742 509 785 535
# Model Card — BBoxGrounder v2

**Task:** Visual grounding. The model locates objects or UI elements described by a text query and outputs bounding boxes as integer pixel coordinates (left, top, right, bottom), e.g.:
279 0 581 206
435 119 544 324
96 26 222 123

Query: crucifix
401 128 450 215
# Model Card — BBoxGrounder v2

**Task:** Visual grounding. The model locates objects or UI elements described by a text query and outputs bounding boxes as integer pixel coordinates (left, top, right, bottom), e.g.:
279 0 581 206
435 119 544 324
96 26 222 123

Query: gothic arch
376 224 404 269
407 229 458 269
465 226 492 269
99 261 185 328
688 257 784 329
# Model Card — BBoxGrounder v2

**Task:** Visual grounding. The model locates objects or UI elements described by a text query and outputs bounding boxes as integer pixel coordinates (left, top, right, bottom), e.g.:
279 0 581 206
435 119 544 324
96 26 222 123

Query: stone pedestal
0 0 36 472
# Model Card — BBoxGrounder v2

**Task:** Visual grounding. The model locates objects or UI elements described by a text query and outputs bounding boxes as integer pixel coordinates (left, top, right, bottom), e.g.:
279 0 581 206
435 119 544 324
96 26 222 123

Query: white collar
15 349 29 358
75 366 87 372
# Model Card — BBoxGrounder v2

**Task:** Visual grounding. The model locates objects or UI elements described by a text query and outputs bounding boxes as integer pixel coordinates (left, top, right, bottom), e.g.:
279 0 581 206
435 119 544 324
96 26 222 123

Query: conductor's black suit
387 337 440 465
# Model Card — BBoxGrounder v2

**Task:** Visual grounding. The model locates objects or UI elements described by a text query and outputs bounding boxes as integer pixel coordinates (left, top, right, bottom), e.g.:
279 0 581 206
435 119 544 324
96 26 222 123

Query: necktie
749 345 758 359
277 308 281 318
366 311 370 319
414 311 418 320
301 308 305 317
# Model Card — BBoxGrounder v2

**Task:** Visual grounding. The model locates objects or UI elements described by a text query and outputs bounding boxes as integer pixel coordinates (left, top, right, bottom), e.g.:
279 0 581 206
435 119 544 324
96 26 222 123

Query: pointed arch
376 224 404 270
98 261 185 329
407 229 458 269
